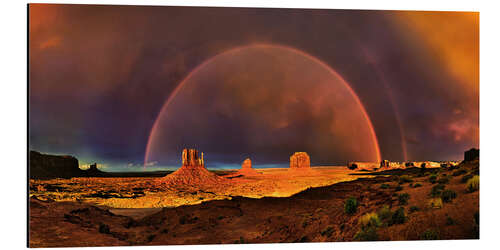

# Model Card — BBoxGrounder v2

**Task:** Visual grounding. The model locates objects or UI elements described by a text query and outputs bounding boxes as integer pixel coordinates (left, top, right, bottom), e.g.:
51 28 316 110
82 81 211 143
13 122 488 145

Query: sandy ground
30 167 365 210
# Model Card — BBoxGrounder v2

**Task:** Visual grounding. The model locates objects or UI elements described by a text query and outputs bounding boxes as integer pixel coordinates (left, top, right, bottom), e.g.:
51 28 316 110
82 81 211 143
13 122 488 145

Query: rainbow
143 44 382 167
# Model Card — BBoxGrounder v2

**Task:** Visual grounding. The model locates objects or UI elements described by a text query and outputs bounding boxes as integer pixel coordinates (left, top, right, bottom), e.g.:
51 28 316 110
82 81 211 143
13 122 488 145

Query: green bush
359 212 381 229
412 183 422 188
420 229 440 240
377 206 393 225
380 183 390 189
461 174 474 183
441 189 457 203
398 193 410 205
344 197 358 215
428 174 437 184
409 206 420 213
354 227 378 241
430 184 446 197
466 176 479 192
390 207 406 225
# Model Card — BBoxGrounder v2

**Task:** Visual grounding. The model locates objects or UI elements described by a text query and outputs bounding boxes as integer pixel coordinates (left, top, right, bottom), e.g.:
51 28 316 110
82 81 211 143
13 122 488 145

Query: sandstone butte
158 149 228 186
235 158 260 176
289 152 311 170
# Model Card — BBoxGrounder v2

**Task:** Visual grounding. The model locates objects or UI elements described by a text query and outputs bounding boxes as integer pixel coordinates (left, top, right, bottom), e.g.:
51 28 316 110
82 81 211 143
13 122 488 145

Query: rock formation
464 148 479 162
159 148 228 186
235 158 260 176
289 152 311 169
29 151 83 179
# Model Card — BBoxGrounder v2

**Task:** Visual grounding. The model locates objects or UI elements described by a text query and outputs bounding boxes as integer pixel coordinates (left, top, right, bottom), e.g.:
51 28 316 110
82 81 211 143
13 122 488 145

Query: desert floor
28 163 479 247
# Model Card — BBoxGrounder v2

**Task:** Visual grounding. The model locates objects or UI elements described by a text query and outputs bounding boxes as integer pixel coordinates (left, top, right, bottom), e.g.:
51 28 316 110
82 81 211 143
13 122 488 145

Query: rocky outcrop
464 148 479 162
290 152 311 169
236 158 260 176
182 149 204 167
159 148 228 186
29 151 83 179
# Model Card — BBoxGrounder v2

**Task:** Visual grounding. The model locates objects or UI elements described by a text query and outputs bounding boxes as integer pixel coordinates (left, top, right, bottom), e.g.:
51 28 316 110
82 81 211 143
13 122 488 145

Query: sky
29 4 479 171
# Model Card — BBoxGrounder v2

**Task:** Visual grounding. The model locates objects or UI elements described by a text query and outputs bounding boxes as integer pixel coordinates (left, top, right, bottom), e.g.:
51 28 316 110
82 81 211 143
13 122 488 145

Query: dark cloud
29 5 478 169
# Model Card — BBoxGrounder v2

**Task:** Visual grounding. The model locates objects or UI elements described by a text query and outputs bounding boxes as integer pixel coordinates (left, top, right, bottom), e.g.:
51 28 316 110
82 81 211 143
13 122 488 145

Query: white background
0 0 498 249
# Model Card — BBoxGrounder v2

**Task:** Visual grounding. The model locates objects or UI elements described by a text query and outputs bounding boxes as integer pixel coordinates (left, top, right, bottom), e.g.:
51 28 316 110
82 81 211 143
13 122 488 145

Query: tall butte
159 148 227 186
236 158 260 176
289 152 311 170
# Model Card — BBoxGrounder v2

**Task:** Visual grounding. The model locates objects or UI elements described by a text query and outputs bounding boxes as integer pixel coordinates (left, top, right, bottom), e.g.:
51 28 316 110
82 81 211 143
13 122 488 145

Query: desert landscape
29 148 479 247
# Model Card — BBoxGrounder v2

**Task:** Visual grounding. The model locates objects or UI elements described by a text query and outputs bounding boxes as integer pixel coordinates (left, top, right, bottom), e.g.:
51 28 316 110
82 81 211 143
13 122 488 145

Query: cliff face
464 148 479 162
290 152 311 169
182 149 204 167
29 151 83 179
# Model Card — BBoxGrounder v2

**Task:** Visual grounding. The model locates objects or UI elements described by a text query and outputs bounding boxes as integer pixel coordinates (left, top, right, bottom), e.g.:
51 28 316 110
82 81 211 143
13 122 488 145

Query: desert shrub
420 229 440 240
390 207 406 225
446 216 455 225
453 169 467 176
428 174 437 184
428 198 443 209
399 175 413 183
395 185 403 191
380 183 390 189
398 193 410 205
430 184 446 197
437 176 449 184
344 197 358 215
412 183 422 188
354 227 378 241
359 212 381 229
377 205 393 224
441 189 457 203
466 176 479 192
409 206 420 213
99 223 110 234
461 174 474 183
321 226 334 237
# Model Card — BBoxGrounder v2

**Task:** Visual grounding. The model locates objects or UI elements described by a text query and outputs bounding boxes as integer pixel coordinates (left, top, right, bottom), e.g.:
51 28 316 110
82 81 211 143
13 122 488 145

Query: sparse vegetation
428 198 443 209
428 174 437 184
430 184 446 197
437 176 449 184
390 207 406 225
344 197 358 215
441 189 457 203
377 205 392 224
380 183 390 189
354 226 378 241
321 226 334 237
409 206 420 213
412 183 422 188
398 193 410 205
452 169 467 176
420 229 440 240
359 212 381 229
466 175 479 192
461 173 474 183
399 175 413 183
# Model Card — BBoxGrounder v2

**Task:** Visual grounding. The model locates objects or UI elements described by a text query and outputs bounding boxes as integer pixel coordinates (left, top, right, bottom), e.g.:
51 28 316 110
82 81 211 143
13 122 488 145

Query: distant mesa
235 158 260 176
159 148 228 186
348 159 447 171
289 152 311 170
29 151 83 179
464 148 479 162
